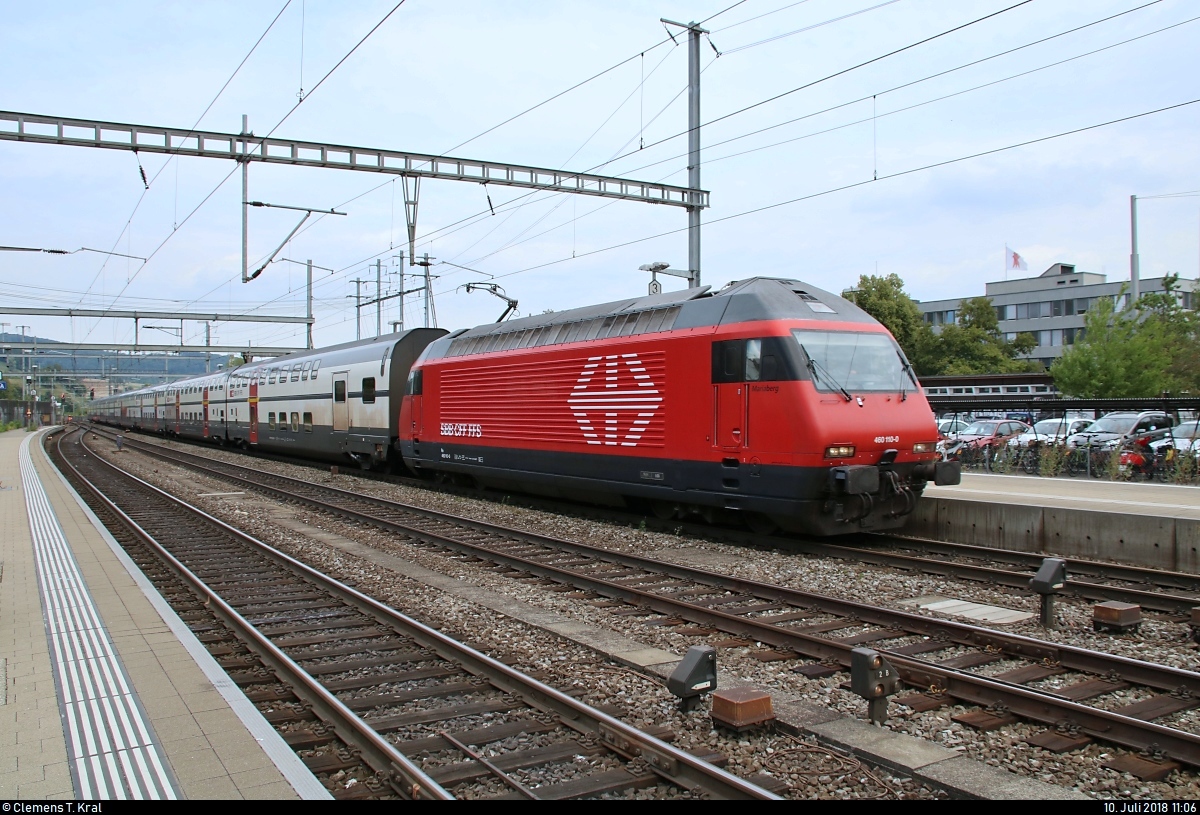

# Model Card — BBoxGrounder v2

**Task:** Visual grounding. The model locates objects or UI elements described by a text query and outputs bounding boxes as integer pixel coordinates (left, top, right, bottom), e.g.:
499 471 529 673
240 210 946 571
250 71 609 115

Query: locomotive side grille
439 351 667 449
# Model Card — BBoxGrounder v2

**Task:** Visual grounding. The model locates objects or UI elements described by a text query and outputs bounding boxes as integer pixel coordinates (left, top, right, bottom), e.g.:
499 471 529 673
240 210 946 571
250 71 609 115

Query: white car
937 418 971 440
1151 421 1200 455
1007 418 1094 450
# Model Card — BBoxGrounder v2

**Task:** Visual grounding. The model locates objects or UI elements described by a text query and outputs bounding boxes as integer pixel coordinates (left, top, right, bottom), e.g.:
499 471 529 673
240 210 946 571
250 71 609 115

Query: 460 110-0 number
441 422 482 438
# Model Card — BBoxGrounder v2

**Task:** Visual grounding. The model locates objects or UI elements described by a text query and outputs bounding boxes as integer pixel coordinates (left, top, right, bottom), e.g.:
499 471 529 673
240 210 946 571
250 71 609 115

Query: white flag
1005 245 1028 271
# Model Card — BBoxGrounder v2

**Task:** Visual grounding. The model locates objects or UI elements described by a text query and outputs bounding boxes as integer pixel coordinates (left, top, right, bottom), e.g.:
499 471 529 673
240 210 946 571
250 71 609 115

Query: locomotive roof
426 277 877 361
445 277 873 341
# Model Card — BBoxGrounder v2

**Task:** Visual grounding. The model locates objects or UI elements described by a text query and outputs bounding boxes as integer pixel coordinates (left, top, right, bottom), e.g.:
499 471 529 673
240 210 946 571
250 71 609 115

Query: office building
918 263 1196 368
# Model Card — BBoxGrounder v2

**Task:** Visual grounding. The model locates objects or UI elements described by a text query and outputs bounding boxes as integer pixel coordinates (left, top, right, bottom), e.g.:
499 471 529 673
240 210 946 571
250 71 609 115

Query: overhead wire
76 0 296 308
617 9 1200 178
721 0 904 55
432 97 1200 289
91 0 411 346
285 0 1038 294
423 1 1188 272
192 0 1180 342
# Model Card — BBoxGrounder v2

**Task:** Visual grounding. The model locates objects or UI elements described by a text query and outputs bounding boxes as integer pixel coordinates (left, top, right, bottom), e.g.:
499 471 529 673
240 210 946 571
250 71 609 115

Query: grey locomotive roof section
448 285 713 340
700 277 876 326
442 276 870 342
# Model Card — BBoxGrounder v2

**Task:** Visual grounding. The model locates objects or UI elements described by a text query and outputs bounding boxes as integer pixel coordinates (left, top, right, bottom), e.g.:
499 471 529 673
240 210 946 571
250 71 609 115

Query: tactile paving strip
21 434 179 800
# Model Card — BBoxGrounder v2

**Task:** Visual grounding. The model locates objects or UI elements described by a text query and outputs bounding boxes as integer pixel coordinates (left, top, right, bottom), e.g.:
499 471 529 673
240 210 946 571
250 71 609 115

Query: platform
915 473 1200 571
0 428 328 800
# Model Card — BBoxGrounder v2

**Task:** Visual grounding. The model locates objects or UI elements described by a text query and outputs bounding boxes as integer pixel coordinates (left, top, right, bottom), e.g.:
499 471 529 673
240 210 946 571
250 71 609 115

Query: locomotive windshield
792 330 914 394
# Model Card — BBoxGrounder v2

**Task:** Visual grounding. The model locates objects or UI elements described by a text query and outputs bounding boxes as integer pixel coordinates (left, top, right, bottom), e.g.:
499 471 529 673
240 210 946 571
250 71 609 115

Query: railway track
52 428 779 800
83 425 1200 776
776 535 1200 616
98 425 1200 615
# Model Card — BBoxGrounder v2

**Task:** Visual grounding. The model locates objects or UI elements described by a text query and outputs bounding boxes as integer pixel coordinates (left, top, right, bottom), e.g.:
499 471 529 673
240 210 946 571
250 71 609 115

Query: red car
945 419 1029 459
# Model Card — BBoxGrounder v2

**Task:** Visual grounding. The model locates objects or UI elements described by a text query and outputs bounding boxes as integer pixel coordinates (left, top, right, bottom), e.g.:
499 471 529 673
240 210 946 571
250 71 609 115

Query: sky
1 0 1198 356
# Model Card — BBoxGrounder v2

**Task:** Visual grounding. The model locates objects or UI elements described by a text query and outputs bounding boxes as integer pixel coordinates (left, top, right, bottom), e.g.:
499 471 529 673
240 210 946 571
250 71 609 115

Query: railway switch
850 647 901 726
1030 557 1066 630
668 645 717 711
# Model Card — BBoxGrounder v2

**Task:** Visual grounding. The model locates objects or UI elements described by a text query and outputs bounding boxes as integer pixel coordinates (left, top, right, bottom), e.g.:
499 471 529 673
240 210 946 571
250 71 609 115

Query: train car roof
234 327 448 372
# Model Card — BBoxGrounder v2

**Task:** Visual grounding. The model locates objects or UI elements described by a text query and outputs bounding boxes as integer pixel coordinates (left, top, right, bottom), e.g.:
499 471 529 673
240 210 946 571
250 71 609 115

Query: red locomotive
398 277 959 535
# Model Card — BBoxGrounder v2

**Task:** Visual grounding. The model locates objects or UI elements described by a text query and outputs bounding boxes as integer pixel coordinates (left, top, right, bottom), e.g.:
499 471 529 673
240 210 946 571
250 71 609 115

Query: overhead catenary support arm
403 176 420 265
245 201 346 281
1 110 708 210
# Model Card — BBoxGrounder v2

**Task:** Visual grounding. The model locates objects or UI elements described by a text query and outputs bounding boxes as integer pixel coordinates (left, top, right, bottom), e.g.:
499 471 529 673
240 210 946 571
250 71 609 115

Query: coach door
248 381 259 444
174 390 181 434
712 340 746 450
202 387 210 437
332 373 349 432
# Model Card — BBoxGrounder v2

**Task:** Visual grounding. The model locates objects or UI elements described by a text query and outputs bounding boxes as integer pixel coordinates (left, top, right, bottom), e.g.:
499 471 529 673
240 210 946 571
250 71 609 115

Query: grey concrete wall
905 497 1198 574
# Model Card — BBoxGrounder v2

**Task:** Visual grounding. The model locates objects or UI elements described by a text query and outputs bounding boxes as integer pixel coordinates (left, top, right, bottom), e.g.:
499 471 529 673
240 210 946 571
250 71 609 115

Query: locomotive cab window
405 369 423 396
745 339 762 381
792 330 911 393
362 377 376 404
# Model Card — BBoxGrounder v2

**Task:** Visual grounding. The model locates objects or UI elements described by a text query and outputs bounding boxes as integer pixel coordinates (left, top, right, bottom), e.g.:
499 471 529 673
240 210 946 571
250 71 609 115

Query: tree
844 274 938 374
1051 290 1171 398
930 296 1040 376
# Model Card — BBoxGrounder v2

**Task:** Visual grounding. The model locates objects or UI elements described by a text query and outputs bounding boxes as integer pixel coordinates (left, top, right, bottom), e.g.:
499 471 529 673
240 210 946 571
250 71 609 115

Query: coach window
290 412 300 432
311 359 321 378
268 368 277 385
745 339 762 381
362 377 377 404
334 379 347 403
268 412 276 429
302 361 313 380
291 363 303 382
303 412 313 432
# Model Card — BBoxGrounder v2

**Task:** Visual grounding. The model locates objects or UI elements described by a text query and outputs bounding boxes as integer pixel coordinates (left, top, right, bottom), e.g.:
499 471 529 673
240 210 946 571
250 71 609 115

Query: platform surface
925 472 1200 520
0 428 323 800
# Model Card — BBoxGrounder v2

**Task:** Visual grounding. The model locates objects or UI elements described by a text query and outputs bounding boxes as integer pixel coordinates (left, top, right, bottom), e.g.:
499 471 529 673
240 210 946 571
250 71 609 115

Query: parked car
943 419 1030 462
1150 420 1200 456
937 417 971 440
1007 418 1094 450
1066 411 1175 450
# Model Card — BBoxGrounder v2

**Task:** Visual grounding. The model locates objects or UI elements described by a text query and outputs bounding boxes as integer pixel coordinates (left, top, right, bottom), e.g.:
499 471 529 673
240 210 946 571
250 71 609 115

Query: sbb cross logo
568 353 662 446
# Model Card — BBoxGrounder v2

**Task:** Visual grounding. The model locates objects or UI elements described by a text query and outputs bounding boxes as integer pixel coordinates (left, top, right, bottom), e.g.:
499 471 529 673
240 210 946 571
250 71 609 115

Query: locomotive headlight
825 445 855 458
911 442 937 454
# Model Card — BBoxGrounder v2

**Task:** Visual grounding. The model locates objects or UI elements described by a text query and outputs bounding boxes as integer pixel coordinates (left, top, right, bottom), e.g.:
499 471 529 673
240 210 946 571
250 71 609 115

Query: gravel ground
85 433 1200 798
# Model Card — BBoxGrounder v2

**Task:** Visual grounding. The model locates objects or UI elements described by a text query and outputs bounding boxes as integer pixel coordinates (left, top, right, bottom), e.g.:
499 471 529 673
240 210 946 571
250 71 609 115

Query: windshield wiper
799 343 852 402
896 351 916 402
